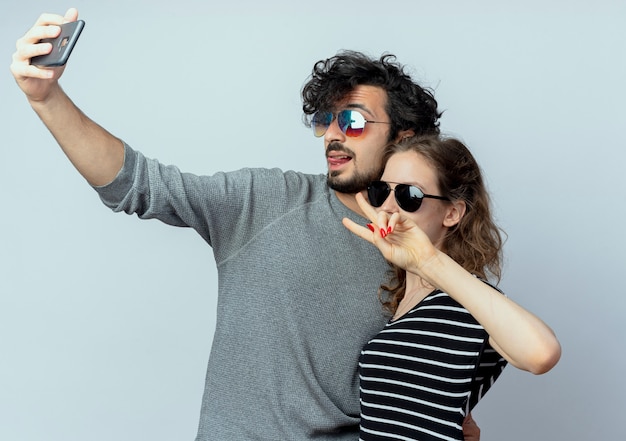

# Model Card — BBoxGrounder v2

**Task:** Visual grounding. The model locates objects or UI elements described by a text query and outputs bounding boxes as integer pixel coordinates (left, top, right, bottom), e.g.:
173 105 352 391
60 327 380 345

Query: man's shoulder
234 167 328 191
245 167 325 181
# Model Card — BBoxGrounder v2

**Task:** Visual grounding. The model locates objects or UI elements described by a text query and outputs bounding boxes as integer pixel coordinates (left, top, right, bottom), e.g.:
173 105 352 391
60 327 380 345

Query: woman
343 135 561 440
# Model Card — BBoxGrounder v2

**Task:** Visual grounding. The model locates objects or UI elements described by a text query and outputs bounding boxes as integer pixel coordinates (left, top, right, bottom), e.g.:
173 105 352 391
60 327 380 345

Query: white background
1 1 624 440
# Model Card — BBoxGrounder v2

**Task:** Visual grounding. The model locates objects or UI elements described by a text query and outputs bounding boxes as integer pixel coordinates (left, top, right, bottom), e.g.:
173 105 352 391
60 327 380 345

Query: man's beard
327 166 383 194
325 141 384 194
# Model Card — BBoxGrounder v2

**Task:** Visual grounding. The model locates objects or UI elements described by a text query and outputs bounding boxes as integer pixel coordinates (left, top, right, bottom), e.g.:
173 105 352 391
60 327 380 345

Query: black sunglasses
367 180 450 212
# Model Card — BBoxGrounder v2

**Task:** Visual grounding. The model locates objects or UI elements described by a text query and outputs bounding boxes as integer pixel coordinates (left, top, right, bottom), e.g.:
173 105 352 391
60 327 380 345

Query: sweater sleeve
91 142 326 260
93 142 197 228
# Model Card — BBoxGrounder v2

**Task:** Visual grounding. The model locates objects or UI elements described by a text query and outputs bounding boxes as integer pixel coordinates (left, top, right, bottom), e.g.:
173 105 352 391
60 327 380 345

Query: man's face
322 85 392 195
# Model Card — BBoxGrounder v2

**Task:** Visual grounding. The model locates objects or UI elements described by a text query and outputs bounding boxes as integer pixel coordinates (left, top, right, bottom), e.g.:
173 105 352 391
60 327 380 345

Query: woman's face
376 150 458 249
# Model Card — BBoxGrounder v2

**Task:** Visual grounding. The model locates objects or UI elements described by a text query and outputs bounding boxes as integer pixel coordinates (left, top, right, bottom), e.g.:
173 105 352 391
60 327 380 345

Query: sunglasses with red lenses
367 180 450 212
312 109 390 138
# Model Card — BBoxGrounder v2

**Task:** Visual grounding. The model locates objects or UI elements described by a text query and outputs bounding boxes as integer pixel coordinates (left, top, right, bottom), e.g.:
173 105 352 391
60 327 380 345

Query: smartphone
31 20 85 67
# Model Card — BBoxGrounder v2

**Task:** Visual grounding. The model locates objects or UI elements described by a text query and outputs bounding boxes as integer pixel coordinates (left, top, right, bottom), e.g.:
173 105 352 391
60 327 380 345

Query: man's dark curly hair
301 50 441 141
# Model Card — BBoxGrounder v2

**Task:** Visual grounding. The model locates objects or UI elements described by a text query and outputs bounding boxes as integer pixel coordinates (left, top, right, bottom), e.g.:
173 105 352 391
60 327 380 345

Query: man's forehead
335 85 388 113
342 84 386 102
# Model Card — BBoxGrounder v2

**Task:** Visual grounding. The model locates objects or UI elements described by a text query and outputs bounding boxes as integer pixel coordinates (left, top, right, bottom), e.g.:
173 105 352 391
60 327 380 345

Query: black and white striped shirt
359 289 507 441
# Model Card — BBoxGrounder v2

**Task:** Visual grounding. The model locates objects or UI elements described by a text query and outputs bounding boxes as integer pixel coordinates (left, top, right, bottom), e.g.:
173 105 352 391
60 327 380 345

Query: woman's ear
443 200 466 228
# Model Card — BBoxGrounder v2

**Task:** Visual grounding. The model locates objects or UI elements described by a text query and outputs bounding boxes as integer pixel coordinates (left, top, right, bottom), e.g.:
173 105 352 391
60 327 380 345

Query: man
11 8 480 441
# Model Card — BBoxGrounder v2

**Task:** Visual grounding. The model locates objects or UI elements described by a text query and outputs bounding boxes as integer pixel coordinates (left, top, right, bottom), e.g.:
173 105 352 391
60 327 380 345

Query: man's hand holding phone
10 7 125 188
31 19 84 67
10 8 81 103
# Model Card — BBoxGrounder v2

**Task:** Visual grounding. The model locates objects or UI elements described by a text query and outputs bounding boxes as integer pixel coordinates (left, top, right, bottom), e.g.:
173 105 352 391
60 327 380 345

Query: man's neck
334 190 367 218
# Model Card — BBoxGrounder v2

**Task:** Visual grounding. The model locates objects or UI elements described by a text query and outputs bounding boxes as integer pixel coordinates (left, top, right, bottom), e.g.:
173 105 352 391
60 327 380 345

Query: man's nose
324 117 346 144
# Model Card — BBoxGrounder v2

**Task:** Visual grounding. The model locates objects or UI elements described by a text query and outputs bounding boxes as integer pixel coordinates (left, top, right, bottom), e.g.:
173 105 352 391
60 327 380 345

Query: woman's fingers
354 192 383 223
341 217 375 245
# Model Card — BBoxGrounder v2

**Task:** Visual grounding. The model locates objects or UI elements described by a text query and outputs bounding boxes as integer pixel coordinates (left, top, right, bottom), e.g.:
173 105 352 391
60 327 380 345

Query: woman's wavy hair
301 51 441 141
379 135 505 314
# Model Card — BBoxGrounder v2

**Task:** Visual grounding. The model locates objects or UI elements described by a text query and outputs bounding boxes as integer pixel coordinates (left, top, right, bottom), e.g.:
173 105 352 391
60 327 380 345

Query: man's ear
395 129 415 142
443 200 466 228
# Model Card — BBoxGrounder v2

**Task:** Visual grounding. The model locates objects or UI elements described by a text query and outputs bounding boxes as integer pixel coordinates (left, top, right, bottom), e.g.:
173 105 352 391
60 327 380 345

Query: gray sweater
95 144 390 440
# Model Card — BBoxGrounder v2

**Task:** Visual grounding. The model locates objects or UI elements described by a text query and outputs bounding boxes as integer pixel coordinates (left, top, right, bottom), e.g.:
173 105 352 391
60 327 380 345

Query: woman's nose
379 190 399 213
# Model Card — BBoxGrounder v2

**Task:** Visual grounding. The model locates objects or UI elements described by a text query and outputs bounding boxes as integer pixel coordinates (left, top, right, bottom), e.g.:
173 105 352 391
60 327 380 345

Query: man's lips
327 154 352 167
326 147 353 169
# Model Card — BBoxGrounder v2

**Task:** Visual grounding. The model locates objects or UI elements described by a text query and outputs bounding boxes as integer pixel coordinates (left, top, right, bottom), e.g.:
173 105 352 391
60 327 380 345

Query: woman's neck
393 275 436 321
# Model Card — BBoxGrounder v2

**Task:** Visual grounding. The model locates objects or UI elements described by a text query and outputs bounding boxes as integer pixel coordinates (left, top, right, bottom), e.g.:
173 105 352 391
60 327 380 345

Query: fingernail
380 228 387 238
366 223 375 232
387 226 393 234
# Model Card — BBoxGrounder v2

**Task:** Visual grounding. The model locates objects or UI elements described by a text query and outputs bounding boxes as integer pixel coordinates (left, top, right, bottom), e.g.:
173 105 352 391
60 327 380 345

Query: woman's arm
343 193 561 374
419 250 561 374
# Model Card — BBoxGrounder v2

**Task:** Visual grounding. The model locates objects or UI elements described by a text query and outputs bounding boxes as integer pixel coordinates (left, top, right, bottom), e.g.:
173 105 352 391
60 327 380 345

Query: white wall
1 1 624 440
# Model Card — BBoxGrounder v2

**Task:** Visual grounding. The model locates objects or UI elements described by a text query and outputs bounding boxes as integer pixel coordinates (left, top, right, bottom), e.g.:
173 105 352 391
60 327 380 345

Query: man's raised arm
11 8 124 187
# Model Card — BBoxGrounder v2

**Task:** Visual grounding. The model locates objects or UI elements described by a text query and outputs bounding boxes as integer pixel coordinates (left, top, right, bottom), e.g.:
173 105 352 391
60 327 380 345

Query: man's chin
327 175 368 194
